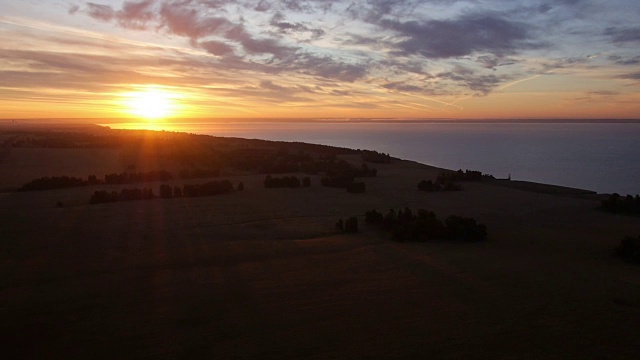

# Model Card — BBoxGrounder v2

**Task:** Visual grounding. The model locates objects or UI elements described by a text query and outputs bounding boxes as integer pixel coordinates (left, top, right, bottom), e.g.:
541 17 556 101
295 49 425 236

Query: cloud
382 82 426 93
608 55 640 66
435 66 507 95
86 1 156 29
86 3 115 22
604 26 640 44
269 12 325 40
290 53 369 82
198 40 235 56
618 72 640 80
379 13 536 59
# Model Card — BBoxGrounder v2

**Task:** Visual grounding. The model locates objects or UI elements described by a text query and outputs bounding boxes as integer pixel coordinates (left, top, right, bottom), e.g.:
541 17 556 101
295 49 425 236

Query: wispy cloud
0 0 639 118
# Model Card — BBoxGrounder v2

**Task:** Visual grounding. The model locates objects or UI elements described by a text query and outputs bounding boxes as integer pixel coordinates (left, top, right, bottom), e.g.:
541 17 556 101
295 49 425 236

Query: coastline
2 125 640 358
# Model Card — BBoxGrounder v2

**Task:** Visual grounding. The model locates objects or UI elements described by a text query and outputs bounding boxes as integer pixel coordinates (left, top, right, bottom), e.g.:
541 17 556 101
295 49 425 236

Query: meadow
1 124 639 359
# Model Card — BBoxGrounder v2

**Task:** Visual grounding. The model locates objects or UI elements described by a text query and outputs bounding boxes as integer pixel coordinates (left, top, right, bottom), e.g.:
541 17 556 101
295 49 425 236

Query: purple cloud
381 14 535 59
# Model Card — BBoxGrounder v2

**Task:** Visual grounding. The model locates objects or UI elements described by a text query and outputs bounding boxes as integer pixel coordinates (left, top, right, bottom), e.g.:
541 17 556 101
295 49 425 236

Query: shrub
344 216 359 233
363 207 487 242
616 235 640 263
346 182 366 193
264 175 301 188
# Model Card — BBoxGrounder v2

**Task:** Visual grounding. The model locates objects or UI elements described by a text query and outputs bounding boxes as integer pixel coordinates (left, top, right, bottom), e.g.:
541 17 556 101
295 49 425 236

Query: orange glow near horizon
121 86 182 120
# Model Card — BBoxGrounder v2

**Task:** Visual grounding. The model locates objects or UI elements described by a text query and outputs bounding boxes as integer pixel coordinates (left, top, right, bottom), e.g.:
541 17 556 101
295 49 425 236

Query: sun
124 87 177 120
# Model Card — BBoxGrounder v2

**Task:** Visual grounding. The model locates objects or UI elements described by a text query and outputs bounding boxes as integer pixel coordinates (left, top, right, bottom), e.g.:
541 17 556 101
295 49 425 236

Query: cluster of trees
417 169 493 193
90 180 234 204
104 170 173 184
321 162 375 193
178 168 220 179
89 187 155 204
601 193 640 214
263 175 311 188
19 175 91 192
182 180 234 197
437 169 492 182
19 168 227 192
365 208 487 242
361 150 392 164
417 179 461 192
616 235 640 263
335 216 359 233
347 182 366 193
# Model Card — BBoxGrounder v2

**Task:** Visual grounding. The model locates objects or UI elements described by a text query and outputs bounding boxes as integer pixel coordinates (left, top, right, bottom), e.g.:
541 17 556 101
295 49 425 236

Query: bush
264 175 301 188
365 209 384 225
363 207 487 242
159 184 173 198
601 193 640 214
346 182 366 193
616 235 640 263
344 216 358 233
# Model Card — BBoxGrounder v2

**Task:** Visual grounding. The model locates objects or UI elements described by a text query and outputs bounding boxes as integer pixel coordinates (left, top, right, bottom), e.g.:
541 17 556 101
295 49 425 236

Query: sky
0 0 639 120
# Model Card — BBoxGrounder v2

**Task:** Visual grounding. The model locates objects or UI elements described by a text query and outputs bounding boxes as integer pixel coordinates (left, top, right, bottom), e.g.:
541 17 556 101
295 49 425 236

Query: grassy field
1 129 640 359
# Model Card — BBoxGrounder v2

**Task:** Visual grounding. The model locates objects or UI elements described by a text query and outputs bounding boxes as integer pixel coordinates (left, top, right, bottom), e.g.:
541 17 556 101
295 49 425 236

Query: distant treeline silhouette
361 150 392 164
616 235 640 263
19 169 222 192
601 193 640 214
365 208 487 242
263 175 311 188
89 187 156 204
335 216 359 233
418 169 494 193
320 162 375 193
90 180 234 204
19 175 92 192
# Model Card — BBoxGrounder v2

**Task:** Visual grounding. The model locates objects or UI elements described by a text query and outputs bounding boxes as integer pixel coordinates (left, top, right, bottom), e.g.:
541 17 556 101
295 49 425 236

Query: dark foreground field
2 128 640 359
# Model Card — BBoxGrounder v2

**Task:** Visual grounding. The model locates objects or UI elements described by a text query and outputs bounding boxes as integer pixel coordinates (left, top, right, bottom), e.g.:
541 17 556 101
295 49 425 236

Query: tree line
19 169 223 192
365 207 487 242
418 169 494 193
361 150 392 164
601 193 640 214
89 180 235 204
263 175 311 188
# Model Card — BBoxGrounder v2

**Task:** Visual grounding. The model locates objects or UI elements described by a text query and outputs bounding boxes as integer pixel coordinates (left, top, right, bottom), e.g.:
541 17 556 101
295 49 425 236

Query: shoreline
0 123 627 196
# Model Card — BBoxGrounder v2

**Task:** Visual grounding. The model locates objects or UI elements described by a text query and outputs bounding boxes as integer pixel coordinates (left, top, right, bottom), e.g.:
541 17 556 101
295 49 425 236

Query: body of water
112 121 640 195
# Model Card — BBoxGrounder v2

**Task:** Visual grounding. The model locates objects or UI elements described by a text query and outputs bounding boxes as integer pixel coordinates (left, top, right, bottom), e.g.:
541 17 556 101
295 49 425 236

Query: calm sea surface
113 122 640 194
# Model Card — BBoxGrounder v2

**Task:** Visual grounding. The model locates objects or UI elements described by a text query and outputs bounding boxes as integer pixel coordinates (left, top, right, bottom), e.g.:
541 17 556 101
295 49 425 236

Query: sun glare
124 87 178 120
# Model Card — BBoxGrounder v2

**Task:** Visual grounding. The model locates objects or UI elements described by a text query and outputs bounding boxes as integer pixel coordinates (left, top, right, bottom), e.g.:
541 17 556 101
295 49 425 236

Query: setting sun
124 87 177 120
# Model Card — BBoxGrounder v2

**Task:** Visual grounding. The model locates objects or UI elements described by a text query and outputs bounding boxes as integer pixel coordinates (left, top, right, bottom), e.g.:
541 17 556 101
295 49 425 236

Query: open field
1 127 640 359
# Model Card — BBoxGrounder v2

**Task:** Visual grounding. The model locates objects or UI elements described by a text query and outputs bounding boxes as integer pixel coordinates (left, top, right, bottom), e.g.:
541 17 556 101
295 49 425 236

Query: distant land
2 118 640 125
2 124 640 358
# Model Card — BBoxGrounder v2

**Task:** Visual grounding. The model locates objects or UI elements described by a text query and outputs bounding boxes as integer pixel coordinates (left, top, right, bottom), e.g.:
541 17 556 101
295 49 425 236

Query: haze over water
111 121 640 195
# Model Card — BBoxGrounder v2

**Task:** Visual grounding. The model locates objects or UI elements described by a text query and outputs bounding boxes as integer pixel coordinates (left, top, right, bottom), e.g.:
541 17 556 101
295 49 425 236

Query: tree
345 216 358 233
159 184 173 198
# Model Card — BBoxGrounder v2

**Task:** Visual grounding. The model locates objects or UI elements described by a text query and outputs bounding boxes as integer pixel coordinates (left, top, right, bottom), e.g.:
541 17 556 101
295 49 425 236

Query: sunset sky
1 0 639 120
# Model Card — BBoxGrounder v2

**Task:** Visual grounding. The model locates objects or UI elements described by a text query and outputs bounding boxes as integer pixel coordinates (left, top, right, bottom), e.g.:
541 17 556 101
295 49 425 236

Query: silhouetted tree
616 235 640 263
159 184 173 198
344 216 358 233
346 182 366 193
